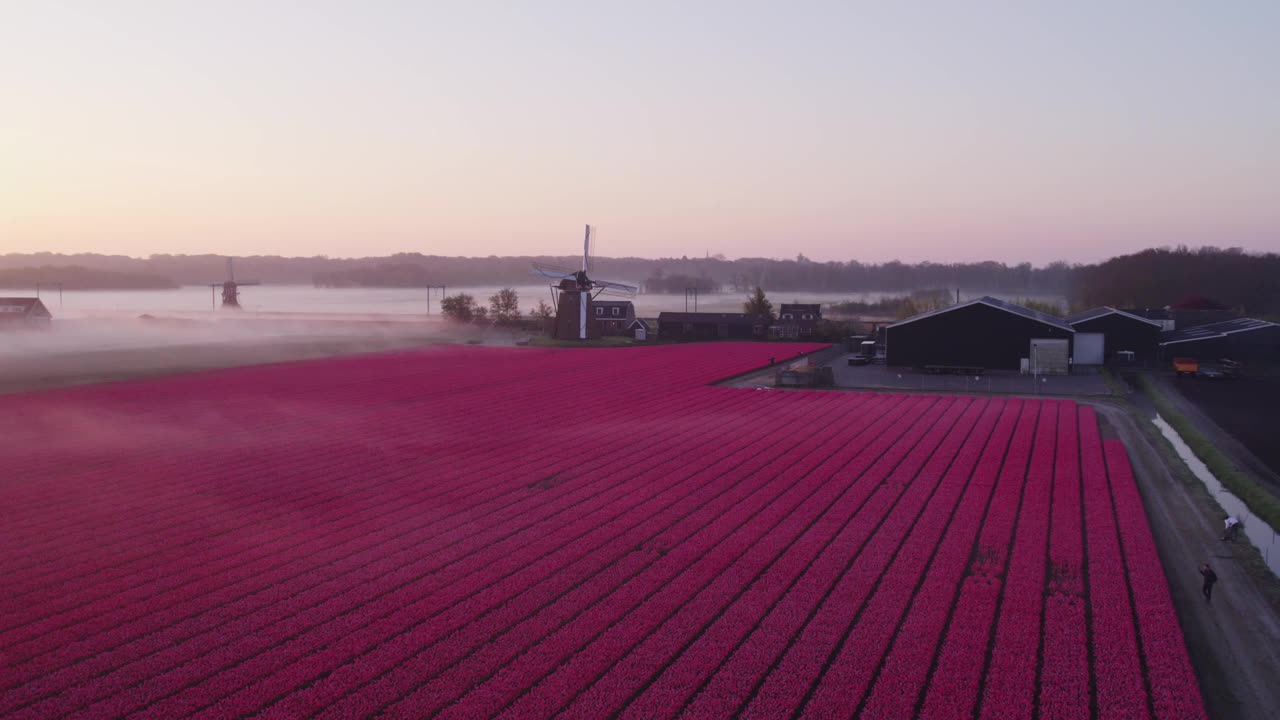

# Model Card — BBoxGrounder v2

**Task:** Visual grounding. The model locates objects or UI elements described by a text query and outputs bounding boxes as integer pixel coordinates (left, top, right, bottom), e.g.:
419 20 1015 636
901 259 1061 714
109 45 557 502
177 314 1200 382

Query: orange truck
1173 357 1199 377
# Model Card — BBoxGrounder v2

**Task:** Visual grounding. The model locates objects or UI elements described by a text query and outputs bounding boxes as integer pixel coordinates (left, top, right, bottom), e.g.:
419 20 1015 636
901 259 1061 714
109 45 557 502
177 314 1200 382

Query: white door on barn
1029 339 1070 375
1074 333 1105 365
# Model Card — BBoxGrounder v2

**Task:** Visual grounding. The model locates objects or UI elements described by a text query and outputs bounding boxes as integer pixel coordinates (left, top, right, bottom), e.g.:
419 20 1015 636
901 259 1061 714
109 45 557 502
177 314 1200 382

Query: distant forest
0 265 177 291
2 246 1277 315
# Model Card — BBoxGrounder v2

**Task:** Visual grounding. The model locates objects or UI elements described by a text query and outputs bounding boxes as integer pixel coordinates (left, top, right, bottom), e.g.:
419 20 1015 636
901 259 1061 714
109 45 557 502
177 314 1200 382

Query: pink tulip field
0 342 1206 718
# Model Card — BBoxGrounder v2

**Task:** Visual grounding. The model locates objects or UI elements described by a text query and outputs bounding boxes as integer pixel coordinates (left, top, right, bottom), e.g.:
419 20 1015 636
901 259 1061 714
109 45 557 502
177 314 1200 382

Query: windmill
208 257 261 310
531 225 637 340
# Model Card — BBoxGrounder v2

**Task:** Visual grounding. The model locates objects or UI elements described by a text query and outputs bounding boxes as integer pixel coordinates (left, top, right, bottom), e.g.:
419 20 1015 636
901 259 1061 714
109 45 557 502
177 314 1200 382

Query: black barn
658 312 767 342
1160 318 1280 366
1066 307 1163 366
885 296 1074 373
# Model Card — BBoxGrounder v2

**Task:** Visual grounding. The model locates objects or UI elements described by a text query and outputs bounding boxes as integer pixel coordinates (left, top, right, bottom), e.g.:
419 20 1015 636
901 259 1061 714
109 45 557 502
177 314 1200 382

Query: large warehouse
1159 318 1280 365
1066 307 1163 366
885 296 1074 373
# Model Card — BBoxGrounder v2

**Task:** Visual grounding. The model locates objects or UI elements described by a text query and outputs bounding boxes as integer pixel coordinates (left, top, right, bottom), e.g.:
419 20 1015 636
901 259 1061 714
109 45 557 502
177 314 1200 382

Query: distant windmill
531 225 637 340
208 257 261 310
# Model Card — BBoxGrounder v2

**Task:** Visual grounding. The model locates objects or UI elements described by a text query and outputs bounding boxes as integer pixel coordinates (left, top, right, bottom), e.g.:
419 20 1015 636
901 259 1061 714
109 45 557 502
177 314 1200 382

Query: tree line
4 246 1278 315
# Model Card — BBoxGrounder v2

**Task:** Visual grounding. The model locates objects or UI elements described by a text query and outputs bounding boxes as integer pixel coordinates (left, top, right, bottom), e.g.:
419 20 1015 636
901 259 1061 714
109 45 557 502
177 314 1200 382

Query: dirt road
1092 401 1280 720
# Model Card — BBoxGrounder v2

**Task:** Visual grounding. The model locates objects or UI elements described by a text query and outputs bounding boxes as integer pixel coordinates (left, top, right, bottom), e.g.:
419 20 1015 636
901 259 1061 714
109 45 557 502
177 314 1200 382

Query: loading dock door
1074 332 1104 365
1030 339 1070 375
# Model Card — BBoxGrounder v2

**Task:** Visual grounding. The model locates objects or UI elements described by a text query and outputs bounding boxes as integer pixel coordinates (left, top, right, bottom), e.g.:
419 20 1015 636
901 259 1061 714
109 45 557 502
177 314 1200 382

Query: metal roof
1066 306 1164 328
1118 307 1173 321
0 297 50 316
1160 317 1279 346
886 296 1073 332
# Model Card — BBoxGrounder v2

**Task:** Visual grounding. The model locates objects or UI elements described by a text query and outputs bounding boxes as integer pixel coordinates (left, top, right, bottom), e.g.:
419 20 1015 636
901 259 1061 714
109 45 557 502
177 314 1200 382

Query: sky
1 1 1278 264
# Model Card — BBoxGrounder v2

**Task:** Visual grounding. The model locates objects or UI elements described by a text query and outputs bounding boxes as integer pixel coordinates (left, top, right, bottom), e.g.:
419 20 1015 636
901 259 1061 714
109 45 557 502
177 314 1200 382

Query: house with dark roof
592 300 636 336
1159 318 1280 365
657 312 768 342
885 296 1074 373
777 303 822 339
1168 295 1239 330
0 297 53 328
1066 307 1163 366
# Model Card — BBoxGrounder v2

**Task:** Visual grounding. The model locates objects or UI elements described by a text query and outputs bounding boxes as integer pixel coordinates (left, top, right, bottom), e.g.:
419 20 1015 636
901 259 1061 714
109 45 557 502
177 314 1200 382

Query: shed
627 318 651 341
1159 318 1280 366
885 296 1074 373
1066 307 1163 366
657 312 767 342
0 297 53 328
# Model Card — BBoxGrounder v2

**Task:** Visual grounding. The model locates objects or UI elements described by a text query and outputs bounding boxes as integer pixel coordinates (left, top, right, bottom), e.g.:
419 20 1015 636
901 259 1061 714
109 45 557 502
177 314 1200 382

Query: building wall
658 320 761 342
1071 314 1161 366
592 303 635 336
1161 326 1280 365
885 303 1073 370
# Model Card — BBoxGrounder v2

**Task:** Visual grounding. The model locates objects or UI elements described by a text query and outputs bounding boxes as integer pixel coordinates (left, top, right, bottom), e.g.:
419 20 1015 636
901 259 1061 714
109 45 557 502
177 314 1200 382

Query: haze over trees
440 293 483 323
5 247 1279 315
487 288 521 325
0 266 177 290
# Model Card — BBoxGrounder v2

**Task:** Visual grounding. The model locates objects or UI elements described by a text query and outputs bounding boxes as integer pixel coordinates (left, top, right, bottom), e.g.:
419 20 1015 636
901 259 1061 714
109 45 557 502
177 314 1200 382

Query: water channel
1153 414 1280 578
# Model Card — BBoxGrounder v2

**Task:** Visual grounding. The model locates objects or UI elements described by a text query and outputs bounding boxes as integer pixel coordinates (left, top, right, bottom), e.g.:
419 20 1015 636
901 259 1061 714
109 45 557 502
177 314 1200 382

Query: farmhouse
1066 307 1163 366
0 297 53 328
777 303 822 339
592 300 635 336
1159 317 1280 365
657 312 768 342
885 296 1074 374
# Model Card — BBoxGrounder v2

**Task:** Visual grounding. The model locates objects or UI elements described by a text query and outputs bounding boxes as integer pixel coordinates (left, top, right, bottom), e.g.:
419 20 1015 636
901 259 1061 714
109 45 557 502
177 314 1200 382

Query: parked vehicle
1173 357 1199 377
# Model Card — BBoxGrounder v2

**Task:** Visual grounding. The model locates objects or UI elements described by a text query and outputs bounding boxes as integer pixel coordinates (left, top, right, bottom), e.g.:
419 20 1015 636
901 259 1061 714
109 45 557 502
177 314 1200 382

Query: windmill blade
530 267 577 281
591 278 638 294
594 287 637 299
582 224 593 274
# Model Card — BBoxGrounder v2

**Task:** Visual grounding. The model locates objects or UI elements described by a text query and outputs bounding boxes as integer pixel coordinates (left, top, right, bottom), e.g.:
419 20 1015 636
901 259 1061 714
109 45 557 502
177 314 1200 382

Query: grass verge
1134 374 1280 534
1120 401 1280 614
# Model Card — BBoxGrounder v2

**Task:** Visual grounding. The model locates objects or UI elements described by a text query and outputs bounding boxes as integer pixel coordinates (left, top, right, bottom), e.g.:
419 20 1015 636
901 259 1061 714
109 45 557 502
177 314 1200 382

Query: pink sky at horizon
2 2 1277 265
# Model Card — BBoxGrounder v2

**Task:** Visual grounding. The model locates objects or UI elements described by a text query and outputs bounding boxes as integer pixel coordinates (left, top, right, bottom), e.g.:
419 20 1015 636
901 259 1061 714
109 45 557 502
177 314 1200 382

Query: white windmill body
531 225 638 340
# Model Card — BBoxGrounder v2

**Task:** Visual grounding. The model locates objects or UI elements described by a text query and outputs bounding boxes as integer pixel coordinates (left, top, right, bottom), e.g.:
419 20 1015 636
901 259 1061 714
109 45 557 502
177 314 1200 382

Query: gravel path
1091 401 1280 720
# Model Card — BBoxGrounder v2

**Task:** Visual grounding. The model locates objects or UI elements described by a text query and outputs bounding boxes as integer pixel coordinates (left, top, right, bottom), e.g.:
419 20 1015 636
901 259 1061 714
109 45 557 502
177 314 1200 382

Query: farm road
1093 402 1280 720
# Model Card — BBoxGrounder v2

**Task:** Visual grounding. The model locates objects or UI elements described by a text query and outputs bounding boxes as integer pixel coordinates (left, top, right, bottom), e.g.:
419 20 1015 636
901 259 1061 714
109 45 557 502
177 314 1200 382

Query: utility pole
426 285 447 314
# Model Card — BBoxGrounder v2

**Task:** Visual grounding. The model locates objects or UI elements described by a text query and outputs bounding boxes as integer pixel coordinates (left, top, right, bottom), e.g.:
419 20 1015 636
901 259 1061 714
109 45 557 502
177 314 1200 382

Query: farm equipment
1172 357 1199 377
776 358 834 387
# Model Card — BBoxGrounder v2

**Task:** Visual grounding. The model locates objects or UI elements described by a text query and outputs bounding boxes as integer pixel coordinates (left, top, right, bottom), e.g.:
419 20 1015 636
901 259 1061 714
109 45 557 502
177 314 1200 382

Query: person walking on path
1200 563 1219 602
